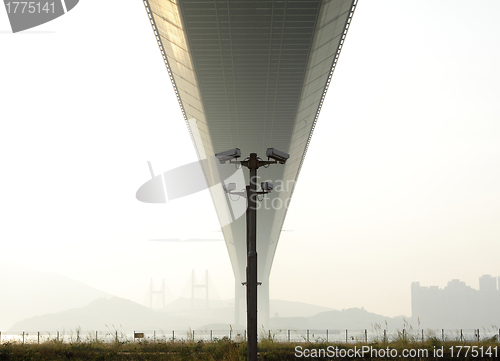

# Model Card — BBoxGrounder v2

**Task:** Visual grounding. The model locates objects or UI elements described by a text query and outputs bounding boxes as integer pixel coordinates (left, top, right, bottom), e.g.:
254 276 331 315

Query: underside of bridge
143 0 357 327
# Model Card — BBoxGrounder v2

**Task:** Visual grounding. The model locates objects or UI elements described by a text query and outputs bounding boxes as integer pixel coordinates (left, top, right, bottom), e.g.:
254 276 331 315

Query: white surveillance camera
261 182 274 192
266 148 290 164
223 183 236 193
215 148 241 164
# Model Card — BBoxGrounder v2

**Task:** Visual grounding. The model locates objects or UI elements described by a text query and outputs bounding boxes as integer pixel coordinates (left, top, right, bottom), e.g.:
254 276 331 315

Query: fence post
384 329 387 343
77 329 80 343
57 331 59 342
422 329 424 342
154 330 156 343
172 330 175 341
365 329 367 343
460 329 463 342
210 330 212 342
326 329 328 343
477 329 480 342
229 329 231 340
441 329 444 341
38 331 40 344
115 331 118 343
307 329 309 342
23 331 25 345
288 330 290 342
345 330 348 343
96 331 98 343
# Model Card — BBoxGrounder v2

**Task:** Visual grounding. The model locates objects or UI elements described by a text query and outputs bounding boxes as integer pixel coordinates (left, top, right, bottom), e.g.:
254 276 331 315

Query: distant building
411 275 500 329
479 274 497 292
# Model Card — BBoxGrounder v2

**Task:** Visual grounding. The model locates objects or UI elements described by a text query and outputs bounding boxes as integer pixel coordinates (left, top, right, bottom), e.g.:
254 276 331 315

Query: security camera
223 183 236 193
215 148 241 164
261 182 274 192
266 148 290 164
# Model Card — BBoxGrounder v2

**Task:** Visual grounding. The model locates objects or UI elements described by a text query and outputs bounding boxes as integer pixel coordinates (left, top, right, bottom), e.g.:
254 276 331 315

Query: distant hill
9 297 173 332
160 298 334 329
270 307 409 330
0 263 110 330
270 299 333 318
10 297 235 332
308 308 407 330
9 294 412 333
161 298 332 318
162 297 232 314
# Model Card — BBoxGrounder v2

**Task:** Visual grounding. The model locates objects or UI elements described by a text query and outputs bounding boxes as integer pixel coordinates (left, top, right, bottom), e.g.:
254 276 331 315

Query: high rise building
411 275 500 329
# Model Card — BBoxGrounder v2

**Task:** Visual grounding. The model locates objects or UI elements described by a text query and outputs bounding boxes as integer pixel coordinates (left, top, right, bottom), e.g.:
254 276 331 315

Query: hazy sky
1 0 499 320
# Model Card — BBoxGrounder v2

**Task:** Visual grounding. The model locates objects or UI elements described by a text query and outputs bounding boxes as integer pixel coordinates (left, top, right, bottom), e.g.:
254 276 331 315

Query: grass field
1 335 499 360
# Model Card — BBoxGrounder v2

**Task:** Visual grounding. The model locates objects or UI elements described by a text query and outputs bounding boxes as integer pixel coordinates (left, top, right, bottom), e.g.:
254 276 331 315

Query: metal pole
247 153 259 361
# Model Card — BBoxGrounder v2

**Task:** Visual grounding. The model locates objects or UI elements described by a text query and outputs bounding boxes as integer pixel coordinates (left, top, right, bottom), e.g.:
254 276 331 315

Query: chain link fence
1 328 499 344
